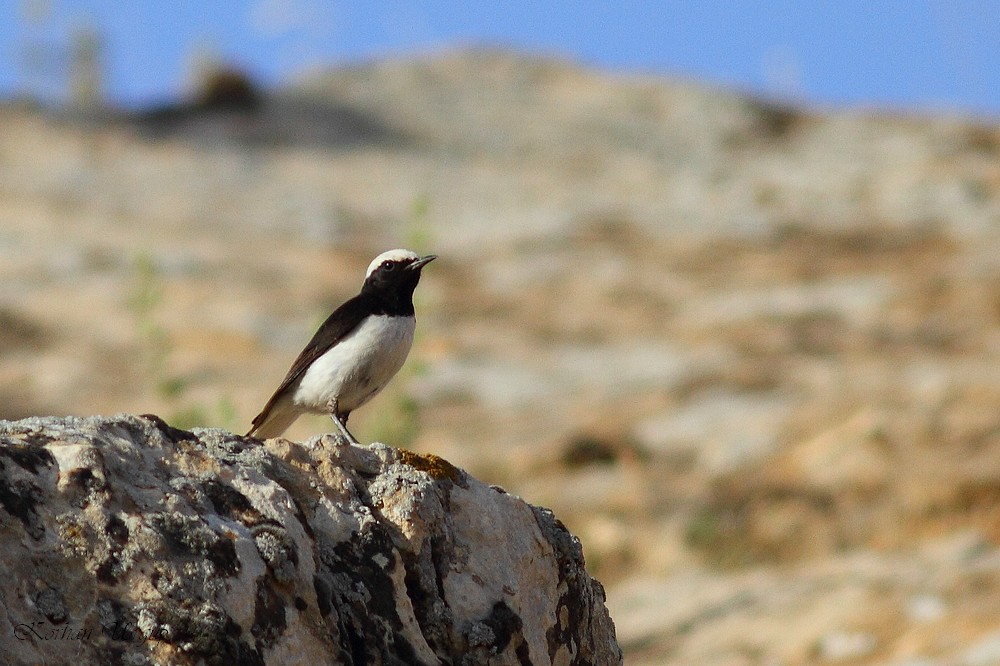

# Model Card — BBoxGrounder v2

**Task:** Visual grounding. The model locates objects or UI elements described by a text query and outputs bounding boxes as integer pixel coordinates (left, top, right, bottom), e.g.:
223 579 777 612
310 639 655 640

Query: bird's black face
362 253 436 299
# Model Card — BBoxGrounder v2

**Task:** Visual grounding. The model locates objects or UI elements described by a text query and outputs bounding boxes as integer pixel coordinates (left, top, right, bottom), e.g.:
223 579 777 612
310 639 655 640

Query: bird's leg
326 398 360 445
334 414 360 446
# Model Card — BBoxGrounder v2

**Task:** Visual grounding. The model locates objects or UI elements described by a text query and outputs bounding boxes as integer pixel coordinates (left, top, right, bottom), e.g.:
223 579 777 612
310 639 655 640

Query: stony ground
3 49 1000 664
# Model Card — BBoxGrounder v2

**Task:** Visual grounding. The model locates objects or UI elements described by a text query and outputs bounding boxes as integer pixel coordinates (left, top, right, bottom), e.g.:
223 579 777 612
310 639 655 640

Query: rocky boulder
0 414 620 665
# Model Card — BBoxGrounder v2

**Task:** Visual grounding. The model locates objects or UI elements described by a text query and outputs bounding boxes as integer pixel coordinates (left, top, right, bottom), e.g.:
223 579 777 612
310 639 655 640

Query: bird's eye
381 261 395 271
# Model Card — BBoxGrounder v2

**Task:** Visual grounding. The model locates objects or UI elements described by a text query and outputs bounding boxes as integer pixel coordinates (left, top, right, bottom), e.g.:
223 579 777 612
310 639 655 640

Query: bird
247 249 436 444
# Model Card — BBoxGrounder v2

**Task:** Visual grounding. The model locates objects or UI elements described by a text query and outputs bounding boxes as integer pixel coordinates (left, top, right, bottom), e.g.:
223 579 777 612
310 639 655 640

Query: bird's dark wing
248 293 374 434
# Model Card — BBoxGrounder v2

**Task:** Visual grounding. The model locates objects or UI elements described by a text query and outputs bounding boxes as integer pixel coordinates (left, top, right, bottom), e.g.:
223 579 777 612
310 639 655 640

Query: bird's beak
408 254 437 270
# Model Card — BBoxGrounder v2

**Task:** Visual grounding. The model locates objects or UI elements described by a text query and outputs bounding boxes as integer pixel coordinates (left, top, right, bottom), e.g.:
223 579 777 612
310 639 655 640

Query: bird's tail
246 397 300 439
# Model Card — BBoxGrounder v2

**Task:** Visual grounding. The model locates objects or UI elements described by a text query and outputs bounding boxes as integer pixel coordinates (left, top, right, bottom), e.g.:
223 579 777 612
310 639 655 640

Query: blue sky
2 1 998 117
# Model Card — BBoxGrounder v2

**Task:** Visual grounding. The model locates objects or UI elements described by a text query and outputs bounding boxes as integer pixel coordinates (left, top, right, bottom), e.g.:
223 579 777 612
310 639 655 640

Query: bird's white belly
292 314 415 415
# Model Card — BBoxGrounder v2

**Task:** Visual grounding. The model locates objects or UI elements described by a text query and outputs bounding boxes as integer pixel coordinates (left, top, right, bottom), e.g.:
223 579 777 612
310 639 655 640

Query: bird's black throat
357 288 416 317
360 270 422 316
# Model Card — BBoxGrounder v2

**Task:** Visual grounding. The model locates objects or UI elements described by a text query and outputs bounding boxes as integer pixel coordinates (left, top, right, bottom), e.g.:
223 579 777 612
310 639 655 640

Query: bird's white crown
365 249 420 279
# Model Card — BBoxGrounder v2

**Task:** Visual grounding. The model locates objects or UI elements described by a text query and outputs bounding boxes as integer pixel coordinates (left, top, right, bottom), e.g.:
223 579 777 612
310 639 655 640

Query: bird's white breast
292 314 416 415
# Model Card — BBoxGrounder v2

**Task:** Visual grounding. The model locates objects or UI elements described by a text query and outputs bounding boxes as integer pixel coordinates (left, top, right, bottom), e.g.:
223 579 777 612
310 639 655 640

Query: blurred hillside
4 49 1000 665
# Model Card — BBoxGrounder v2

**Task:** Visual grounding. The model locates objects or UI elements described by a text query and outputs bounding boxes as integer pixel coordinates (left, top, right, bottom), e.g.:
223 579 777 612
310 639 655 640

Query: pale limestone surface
0 414 620 665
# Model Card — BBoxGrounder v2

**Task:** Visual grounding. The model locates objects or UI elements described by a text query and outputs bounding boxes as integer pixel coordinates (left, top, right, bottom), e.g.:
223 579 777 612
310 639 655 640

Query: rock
634 390 793 474
780 408 893 490
815 629 877 661
0 414 621 666
905 594 946 623
962 629 1000 666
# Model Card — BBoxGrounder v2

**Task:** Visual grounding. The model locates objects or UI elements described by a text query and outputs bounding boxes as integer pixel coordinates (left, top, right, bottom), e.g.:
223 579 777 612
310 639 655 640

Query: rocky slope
3 48 1000 664
0 414 620 665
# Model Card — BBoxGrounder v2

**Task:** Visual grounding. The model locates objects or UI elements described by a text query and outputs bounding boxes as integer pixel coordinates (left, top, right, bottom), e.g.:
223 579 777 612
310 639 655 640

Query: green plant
128 252 239 432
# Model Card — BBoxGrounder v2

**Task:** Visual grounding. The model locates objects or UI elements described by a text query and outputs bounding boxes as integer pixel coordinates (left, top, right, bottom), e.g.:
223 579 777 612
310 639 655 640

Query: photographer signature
13 620 138 642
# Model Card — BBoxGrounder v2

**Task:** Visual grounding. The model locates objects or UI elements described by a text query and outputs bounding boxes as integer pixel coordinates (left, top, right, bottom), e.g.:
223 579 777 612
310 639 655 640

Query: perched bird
247 249 436 443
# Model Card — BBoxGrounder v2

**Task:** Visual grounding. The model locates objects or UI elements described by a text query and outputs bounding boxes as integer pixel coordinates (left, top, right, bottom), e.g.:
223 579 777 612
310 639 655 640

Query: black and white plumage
247 249 436 443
